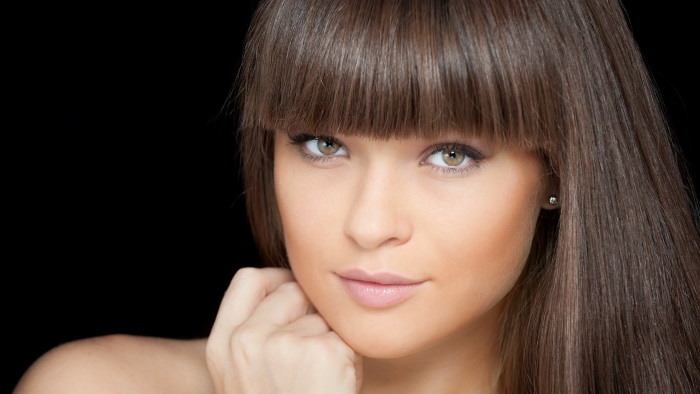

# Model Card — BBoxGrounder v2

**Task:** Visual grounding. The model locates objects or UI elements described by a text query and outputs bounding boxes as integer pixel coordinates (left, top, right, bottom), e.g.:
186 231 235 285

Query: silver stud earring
548 195 559 206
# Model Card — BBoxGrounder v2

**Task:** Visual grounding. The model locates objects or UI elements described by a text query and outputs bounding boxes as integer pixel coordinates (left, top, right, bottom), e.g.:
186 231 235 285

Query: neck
359 303 504 394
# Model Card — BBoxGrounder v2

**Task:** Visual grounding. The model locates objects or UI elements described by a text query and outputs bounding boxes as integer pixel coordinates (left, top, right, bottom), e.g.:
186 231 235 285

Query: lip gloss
337 270 424 307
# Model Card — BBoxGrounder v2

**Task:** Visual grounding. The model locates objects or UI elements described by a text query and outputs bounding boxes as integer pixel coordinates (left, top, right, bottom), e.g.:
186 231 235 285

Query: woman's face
274 131 549 359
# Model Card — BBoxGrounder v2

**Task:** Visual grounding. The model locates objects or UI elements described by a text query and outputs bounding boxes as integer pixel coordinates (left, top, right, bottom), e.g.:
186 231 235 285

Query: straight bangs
239 0 565 151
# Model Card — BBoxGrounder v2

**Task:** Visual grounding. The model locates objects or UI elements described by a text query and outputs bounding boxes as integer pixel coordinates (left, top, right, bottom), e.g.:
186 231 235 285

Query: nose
343 168 412 250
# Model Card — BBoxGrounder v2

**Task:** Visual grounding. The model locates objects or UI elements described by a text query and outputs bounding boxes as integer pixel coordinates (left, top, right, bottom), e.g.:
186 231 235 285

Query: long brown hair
234 0 700 391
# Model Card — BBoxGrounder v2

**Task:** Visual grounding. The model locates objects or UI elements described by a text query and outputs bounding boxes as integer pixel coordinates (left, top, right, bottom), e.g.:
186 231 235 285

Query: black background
7 2 697 392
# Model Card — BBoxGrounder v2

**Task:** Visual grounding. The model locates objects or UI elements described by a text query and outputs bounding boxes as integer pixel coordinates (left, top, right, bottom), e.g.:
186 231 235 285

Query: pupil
442 150 464 166
318 138 339 155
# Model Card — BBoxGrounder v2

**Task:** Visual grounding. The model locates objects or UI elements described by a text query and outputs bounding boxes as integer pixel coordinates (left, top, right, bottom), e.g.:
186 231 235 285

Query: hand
205 267 363 394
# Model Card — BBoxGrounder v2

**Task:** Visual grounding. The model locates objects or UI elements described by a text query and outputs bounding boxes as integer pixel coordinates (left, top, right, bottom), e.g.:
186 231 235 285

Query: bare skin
15 133 554 393
14 335 213 394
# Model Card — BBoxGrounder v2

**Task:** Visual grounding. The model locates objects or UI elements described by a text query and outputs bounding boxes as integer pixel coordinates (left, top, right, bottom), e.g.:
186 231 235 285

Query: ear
540 166 560 210
541 194 560 210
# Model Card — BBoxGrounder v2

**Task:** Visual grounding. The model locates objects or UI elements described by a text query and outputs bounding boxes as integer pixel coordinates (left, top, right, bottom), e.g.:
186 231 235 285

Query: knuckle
270 282 310 309
309 337 337 355
231 323 265 345
321 332 353 355
276 282 308 303
230 324 267 365
266 331 295 352
276 281 302 293
231 267 261 285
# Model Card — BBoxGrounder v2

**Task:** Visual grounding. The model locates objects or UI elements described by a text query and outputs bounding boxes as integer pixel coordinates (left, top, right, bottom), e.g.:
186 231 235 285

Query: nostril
343 208 412 250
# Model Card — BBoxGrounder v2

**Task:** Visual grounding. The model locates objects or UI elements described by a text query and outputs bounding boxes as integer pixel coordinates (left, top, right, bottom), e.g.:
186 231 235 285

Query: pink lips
337 269 424 308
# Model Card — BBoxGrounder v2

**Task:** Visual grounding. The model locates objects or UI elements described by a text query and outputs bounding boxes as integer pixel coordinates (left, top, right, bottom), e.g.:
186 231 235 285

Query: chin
338 329 421 359
321 310 439 359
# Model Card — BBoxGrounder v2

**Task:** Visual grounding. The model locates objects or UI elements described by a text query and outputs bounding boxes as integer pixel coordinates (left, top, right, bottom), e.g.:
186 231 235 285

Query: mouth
337 269 425 308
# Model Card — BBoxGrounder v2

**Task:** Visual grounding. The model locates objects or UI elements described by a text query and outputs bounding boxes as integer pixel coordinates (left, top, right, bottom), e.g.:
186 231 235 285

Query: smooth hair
234 0 700 392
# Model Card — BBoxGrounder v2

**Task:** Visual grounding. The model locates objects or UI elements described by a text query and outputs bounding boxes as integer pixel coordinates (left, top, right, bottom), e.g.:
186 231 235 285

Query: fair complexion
15 131 552 394
269 131 551 393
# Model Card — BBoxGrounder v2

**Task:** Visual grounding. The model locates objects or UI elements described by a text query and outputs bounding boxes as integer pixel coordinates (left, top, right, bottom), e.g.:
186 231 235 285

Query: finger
210 267 295 334
354 353 363 394
320 331 356 359
244 281 313 328
316 331 362 383
320 330 363 391
280 313 331 337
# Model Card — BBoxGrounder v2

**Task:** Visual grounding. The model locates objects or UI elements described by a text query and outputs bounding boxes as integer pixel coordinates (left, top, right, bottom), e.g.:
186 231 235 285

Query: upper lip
337 269 424 285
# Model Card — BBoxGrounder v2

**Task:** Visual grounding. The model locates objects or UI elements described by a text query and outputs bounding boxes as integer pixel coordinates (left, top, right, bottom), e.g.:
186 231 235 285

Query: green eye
441 150 467 166
316 138 343 155
423 143 485 176
288 133 349 160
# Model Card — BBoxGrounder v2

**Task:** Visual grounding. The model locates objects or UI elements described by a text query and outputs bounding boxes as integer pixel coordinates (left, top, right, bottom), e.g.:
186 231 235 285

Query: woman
15 0 700 392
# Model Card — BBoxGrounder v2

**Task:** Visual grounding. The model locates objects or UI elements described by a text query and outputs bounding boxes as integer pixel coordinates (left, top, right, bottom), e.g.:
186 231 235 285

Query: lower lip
339 277 422 307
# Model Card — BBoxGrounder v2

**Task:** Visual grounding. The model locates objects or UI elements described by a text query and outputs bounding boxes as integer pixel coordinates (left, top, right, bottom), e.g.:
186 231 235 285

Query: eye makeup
285 132 487 175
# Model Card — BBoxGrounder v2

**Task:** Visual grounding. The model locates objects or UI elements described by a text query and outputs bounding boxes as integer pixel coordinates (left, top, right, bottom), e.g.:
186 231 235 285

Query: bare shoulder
14 334 213 394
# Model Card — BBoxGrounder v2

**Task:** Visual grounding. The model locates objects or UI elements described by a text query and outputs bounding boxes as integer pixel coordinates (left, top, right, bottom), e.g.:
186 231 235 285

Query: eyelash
287 133 485 175
423 143 485 175
288 133 346 164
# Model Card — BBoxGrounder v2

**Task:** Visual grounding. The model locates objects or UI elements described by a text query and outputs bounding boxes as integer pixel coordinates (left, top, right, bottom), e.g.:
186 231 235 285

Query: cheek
272 141 546 357
456 183 539 266
273 145 344 271
423 159 544 303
